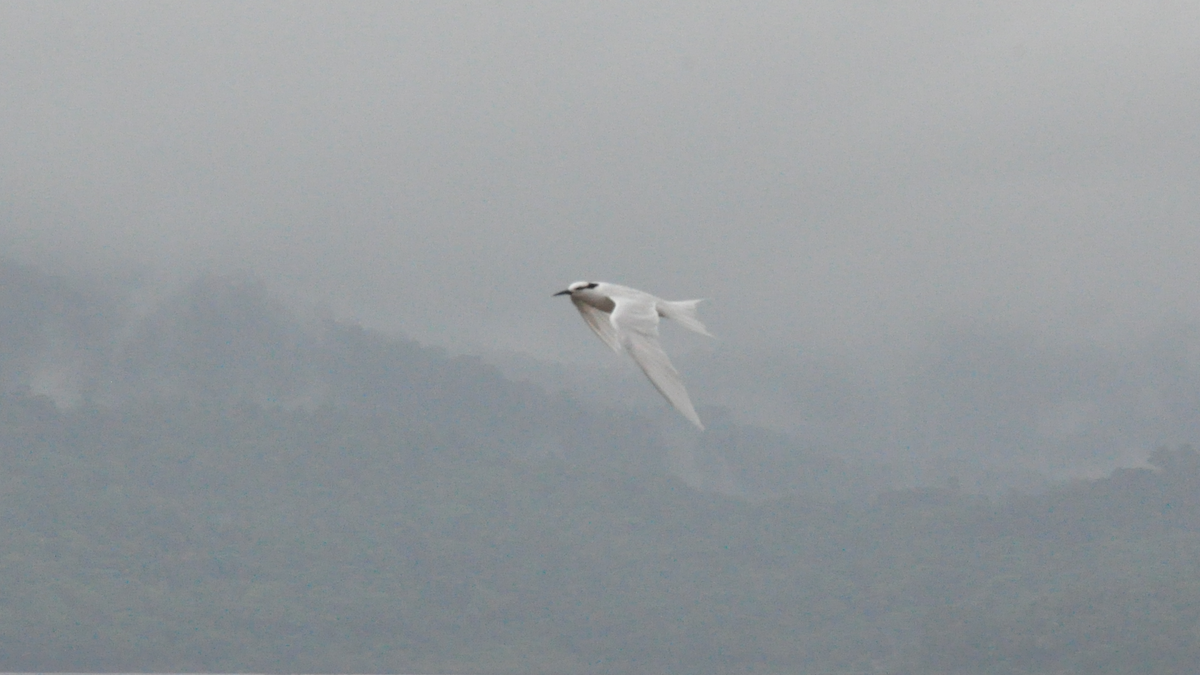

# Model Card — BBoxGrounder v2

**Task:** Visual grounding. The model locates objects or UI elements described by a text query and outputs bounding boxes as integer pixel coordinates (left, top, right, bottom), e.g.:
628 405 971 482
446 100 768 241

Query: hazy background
4 1 1200 484
6 4 1200 670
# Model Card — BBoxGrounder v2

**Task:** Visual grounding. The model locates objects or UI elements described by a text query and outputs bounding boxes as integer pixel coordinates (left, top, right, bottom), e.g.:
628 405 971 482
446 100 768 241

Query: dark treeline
2 263 1199 673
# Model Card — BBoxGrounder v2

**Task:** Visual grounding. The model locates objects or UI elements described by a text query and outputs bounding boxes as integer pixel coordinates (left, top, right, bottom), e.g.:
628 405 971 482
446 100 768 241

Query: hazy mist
4 2 1200 479
6 6 1200 670
5 2 1199 346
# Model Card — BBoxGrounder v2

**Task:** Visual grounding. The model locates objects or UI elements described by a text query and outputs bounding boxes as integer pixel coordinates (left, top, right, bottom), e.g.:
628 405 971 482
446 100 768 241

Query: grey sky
3 1 1199 361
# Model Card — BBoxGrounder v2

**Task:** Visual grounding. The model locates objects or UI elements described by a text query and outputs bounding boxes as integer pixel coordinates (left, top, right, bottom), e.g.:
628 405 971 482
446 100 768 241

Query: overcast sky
3 1 1199 362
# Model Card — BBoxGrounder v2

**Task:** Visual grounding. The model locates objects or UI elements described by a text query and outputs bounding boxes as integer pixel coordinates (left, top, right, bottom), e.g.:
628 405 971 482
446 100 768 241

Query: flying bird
554 281 713 429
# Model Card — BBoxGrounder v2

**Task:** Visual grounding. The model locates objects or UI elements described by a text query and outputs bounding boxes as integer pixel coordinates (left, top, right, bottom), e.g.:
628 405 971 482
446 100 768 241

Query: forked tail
657 299 713 337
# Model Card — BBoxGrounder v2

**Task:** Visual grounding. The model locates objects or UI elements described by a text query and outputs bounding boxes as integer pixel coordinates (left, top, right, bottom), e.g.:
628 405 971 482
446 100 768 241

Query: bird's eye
584 282 598 289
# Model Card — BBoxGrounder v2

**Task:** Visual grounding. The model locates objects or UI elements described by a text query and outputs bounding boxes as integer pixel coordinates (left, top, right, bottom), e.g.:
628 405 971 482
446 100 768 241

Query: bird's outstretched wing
571 297 622 352
611 296 704 429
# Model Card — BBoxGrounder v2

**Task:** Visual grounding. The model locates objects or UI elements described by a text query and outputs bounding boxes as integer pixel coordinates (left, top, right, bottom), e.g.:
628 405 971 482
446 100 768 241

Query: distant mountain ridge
0 262 866 501
2 262 1200 673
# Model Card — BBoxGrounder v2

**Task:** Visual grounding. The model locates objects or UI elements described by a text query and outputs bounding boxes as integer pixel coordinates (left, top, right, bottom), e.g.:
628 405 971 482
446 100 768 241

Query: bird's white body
555 281 712 429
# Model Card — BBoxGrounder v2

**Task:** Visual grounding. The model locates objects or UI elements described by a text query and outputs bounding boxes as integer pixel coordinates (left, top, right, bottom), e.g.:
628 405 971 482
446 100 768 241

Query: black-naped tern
554 281 712 429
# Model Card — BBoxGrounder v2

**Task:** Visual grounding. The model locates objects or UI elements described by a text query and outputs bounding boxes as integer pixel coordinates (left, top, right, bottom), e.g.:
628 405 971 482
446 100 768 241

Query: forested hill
0 264 869 499
4 390 1200 673
2 266 1200 673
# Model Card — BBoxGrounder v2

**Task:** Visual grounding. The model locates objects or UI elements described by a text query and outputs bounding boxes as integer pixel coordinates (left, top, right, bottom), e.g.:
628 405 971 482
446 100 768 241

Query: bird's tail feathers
658 299 713 337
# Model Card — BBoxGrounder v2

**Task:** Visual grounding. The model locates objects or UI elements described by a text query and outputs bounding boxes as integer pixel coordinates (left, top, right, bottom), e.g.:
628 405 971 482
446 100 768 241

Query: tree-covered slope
5 386 1200 673
2 265 1200 673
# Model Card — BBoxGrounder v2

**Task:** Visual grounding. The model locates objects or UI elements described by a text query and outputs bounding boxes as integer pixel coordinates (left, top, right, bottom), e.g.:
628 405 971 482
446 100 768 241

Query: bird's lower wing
572 297 622 352
612 299 704 429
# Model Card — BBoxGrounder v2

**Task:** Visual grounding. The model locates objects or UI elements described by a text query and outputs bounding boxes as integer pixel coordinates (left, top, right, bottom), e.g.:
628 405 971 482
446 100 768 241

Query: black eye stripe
584 282 598 289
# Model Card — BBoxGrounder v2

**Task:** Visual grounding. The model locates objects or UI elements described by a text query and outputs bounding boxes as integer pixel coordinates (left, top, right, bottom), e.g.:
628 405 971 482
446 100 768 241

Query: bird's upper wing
571 296 622 352
610 296 704 429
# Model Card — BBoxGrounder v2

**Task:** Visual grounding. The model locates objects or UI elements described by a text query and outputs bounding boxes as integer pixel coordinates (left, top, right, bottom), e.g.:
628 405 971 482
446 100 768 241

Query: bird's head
553 281 598 297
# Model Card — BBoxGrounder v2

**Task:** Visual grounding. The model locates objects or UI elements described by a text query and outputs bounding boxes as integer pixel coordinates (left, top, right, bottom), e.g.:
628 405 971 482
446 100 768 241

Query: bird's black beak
553 290 572 297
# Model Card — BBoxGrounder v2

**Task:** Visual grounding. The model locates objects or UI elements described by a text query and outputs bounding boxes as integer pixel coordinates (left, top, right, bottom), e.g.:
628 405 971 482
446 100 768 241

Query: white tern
554 281 712 429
